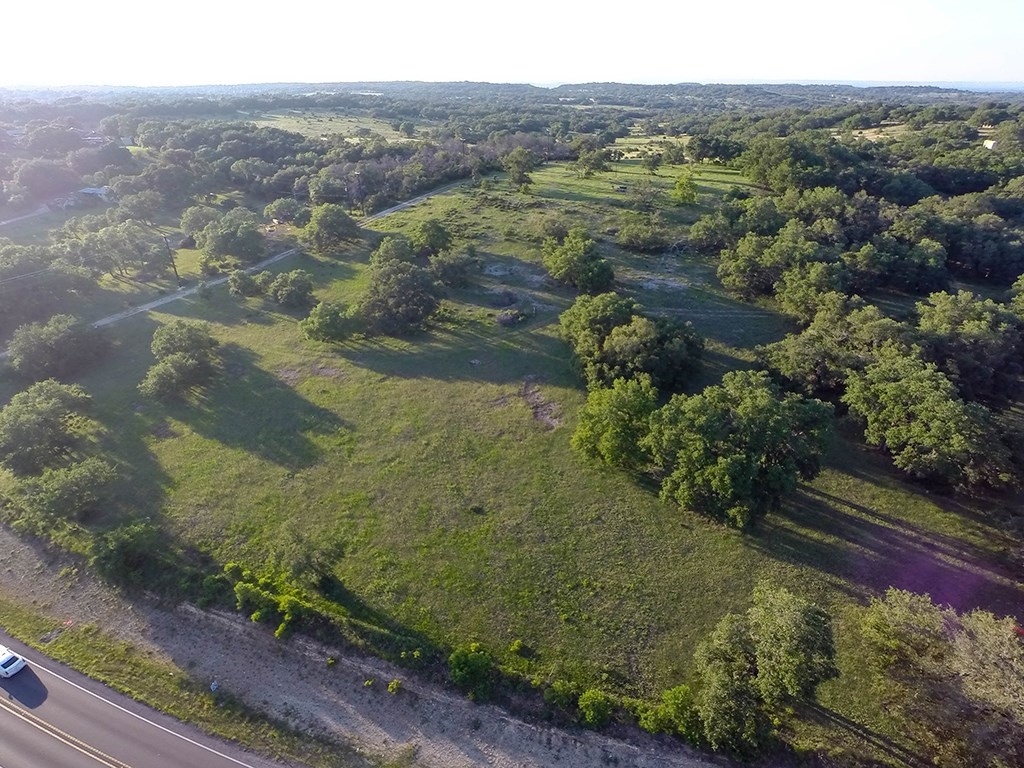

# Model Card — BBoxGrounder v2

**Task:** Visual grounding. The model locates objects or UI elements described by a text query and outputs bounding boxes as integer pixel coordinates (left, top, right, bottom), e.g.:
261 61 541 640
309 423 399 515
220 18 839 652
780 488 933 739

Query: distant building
78 187 112 200
984 139 998 150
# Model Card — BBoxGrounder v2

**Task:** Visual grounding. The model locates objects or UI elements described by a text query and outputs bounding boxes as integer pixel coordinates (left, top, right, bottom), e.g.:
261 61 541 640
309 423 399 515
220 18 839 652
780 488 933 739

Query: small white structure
983 139 998 150
78 187 112 201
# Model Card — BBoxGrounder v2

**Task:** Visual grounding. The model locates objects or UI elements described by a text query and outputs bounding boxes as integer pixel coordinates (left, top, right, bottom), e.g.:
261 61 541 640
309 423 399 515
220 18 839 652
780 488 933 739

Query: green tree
542 228 614 293
501 146 536 187
114 190 163 225
368 236 415 269
571 375 659 471
842 342 1010 487
304 203 360 252
758 297 906 398
299 302 355 342
0 380 91 475
748 584 838 711
410 218 453 256
861 589 1024 767
358 260 441 335
151 320 218 365
263 197 311 226
644 371 832 528
694 613 767 753
267 270 314 307
180 205 221 237
559 292 639 365
915 290 1024 405
593 315 703 391
773 262 849 325
671 170 698 205
695 586 837 752
138 352 206 402
141 320 219 401
7 314 108 381
199 208 264 263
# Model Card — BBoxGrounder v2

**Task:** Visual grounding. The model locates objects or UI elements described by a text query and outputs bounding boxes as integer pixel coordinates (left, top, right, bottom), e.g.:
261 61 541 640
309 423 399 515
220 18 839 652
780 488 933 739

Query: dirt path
0 526 727 768
0 205 49 228
92 183 462 329
1 183 465 358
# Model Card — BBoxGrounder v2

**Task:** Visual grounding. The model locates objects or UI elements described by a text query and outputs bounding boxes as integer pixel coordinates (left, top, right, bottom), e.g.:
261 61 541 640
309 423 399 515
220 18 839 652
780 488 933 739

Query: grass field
2 154 1022 765
252 110 421 141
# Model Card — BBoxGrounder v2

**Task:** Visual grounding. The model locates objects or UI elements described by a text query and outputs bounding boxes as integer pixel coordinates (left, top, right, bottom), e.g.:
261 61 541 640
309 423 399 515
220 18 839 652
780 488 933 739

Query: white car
0 645 27 678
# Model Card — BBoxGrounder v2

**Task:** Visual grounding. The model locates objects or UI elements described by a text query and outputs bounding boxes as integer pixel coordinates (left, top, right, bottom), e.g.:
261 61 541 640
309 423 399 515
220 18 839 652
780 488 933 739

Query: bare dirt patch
277 368 304 385
520 376 562 429
151 420 178 440
312 364 345 379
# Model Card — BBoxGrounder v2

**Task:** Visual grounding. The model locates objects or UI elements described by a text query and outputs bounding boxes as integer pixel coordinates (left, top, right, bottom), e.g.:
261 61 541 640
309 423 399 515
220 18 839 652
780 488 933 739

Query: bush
267 270 314 307
138 352 205 401
448 643 493 699
15 457 117 524
300 301 356 342
91 521 162 585
8 314 108 381
577 688 615 728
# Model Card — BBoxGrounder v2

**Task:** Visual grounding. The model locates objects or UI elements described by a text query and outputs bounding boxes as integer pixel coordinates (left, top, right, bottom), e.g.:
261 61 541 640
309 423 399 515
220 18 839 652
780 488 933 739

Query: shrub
227 269 263 298
91 520 162 585
577 688 615 728
448 643 493 699
300 301 356 342
138 353 204 401
8 314 108 381
267 270 314 307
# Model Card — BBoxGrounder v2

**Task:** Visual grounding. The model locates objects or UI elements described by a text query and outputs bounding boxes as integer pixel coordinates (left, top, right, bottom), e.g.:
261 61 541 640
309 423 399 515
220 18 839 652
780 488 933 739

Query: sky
3 0 1022 89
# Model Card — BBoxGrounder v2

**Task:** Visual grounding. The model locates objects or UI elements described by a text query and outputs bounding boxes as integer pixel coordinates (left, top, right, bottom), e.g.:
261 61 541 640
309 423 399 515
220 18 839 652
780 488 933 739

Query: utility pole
162 235 181 283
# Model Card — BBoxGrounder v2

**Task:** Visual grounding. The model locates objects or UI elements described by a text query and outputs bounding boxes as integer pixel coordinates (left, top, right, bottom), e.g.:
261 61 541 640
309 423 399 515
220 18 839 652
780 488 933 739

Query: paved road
0 632 287 768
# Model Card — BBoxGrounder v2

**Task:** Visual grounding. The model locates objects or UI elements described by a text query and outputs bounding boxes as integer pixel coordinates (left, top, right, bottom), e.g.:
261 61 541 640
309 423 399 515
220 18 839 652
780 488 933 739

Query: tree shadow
170 343 353 471
802 704 929 767
334 321 576 387
755 488 1024 620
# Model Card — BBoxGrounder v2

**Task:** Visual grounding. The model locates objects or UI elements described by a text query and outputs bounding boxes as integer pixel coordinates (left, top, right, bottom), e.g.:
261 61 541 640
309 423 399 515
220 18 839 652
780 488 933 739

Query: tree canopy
7 314 108 381
645 371 832 528
541 228 614 294
304 203 360 252
0 380 92 475
842 341 1010 487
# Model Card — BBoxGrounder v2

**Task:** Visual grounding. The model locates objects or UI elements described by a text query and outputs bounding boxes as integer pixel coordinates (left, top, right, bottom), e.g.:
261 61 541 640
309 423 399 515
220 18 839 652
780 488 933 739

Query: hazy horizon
4 1 1022 91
